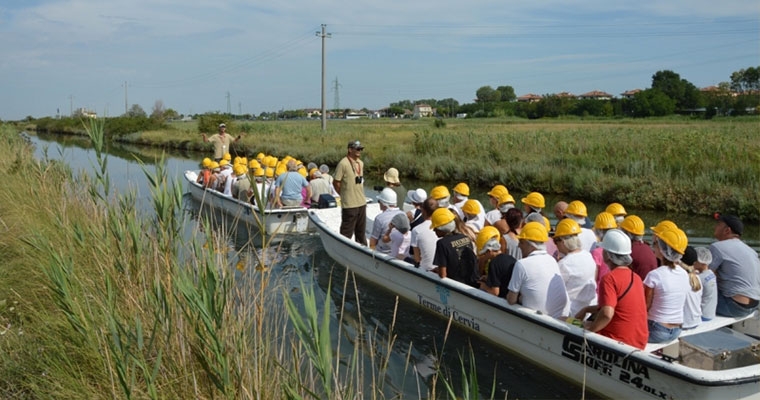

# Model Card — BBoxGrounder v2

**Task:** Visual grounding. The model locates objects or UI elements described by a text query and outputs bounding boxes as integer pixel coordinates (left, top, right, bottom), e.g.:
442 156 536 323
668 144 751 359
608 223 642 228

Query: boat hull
184 170 311 234
309 206 760 400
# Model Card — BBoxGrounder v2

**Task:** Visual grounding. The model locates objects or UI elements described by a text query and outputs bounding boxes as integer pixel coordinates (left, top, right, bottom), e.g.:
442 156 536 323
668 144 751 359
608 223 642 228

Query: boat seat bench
644 310 759 353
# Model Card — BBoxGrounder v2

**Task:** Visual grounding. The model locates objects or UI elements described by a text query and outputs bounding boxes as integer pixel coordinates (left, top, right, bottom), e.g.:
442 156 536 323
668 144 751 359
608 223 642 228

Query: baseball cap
219 123 226 128
714 213 743 236
347 140 364 150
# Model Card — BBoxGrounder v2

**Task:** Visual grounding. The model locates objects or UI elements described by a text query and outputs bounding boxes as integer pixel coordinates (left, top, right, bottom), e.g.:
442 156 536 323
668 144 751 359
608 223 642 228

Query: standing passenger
334 140 367 244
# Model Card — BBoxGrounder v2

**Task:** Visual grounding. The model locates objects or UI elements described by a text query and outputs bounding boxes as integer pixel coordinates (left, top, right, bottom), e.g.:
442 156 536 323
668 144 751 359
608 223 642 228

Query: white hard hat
601 229 632 255
377 188 397 206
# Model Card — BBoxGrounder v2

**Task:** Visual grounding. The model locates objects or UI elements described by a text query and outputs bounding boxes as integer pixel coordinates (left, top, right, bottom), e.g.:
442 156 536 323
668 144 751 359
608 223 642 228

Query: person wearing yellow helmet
430 208 477 286
462 199 484 233
619 215 658 281
196 158 214 188
334 140 367 244
564 200 597 252
451 182 471 217
589 212 617 289
553 219 598 316
274 159 311 208
476 226 518 298
644 227 691 343
521 191 545 217
507 221 570 318
232 164 251 202
484 184 509 226
605 202 627 224
202 123 241 161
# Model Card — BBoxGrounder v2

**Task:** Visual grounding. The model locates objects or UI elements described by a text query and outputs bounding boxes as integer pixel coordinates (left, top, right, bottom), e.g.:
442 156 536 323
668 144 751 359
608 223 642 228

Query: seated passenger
709 213 760 317
411 198 440 271
476 226 517 299
507 221 570 318
484 185 509 226
564 200 597 251
645 227 690 343
620 215 658 281
694 247 717 321
308 169 331 205
501 207 523 260
554 219 598 316
590 212 617 289
385 213 411 260
462 199 485 233
679 246 703 330
197 158 213 187
431 208 477 286
232 165 251 202
370 188 402 255
575 229 648 350
406 188 427 231
274 159 311 208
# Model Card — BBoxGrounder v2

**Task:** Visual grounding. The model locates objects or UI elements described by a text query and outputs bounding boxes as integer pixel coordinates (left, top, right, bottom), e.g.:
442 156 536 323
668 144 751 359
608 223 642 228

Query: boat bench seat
644 310 759 353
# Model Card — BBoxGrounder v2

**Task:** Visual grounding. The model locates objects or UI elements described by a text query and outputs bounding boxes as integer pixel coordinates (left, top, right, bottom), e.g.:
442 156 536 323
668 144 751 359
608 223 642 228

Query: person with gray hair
385 212 411 260
693 246 717 320
575 229 648 350
643 227 690 343
370 188 403 255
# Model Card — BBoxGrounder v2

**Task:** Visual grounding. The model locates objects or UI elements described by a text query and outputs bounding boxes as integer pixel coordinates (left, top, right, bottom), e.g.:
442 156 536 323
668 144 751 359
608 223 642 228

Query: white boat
309 204 760 400
184 170 311 234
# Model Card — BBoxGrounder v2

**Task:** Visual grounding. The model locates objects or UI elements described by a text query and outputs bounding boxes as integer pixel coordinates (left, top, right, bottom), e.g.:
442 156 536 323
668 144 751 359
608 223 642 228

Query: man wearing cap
370 188 402 254
383 167 407 209
709 214 760 317
334 140 367 244
202 123 241 161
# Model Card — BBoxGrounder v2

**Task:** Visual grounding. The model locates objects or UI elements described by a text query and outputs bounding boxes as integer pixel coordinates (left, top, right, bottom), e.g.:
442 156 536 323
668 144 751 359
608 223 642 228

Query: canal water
29 132 758 399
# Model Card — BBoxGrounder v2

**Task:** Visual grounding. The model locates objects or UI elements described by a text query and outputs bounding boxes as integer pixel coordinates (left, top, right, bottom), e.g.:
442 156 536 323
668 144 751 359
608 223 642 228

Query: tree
730 66 760 93
164 108 180 120
496 85 516 102
629 89 676 117
150 100 165 121
475 86 501 103
126 104 147 118
437 98 460 117
651 70 701 109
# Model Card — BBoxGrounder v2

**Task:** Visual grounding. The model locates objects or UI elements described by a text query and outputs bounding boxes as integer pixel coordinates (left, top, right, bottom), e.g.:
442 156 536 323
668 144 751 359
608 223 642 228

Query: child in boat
693 247 717 321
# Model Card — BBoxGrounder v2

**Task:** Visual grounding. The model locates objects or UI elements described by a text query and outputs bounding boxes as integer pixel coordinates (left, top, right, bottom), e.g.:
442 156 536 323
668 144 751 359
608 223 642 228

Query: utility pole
123 81 128 115
238 101 242 116
316 24 331 132
226 91 231 115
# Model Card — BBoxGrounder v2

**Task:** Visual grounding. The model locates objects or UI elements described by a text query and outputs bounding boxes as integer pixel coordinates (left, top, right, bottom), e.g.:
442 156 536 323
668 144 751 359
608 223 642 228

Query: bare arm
506 290 519 305
584 305 614 332
479 282 499 296
644 285 654 311
574 305 600 320
437 266 447 279
333 180 341 195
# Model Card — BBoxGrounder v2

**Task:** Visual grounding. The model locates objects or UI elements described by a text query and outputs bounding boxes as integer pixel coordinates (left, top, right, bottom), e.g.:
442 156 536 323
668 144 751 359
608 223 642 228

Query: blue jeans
716 294 758 317
648 320 681 343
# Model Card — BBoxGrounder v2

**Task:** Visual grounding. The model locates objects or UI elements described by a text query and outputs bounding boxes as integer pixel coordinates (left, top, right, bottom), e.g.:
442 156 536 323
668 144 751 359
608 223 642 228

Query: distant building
517 94 543 103
73 107 97 118
577 90 613 100
413 104 433 118
621 89 641 99
555 91 575 98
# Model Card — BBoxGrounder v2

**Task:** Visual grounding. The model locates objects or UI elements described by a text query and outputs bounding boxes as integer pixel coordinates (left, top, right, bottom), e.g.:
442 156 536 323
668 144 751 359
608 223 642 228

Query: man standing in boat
709 213 760 317
334 140 367 245
202 123 241 161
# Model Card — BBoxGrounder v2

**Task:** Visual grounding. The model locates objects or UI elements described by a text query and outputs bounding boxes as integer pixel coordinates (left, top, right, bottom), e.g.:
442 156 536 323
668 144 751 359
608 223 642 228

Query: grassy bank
130 117 760 221
2 122 487 398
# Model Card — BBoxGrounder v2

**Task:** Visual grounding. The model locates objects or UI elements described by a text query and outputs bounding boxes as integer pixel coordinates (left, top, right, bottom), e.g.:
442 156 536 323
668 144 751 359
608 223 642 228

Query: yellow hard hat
650 220 678 236
265 168 274 178
222 153 231 161
309 167 319 178
476 226 501 254
453 182 470 197
210 161 220 170
429 208 456 230
256 152 265 160
219 159 230 167
487 185 508 198
240 157 248 165
566 200 588 217
656 227 688 255
521 192 545 209
430 185 451 200
462 199 481 215
606 202 627 216
555 218 581 238
202 157 212 168
517 221 549 242
233 156 242 165
594 212 618 230
297 167 308 178
542 216 551 231
620 215 645 236
253 167 265 177
233 165 247 176
498 192 515 205
248 160 260 169
267 157 278 168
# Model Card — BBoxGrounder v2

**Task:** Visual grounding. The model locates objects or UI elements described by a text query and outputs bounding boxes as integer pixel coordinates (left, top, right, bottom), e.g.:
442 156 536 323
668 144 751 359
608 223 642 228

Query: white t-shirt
371 208 402 254
485 209 502 225
390 229 411 259
508 250 570 318
579 228 597 252
224 174 236 196
411 220 439 271
558 251 598 316
683 284 703 329
698 269 718 320
643 266 689 324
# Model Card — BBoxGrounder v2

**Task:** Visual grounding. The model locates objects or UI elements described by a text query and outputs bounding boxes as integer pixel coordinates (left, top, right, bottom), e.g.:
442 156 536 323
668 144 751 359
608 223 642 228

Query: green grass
0 120 491 399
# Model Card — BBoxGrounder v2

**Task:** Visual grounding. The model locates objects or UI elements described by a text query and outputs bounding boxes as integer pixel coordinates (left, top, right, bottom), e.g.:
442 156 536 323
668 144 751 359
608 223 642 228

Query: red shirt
630 241 658 281
598 267 649 349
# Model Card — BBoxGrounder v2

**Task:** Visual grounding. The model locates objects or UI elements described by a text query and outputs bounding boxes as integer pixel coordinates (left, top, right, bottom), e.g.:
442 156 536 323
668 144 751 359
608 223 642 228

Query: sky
1 0 758 120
